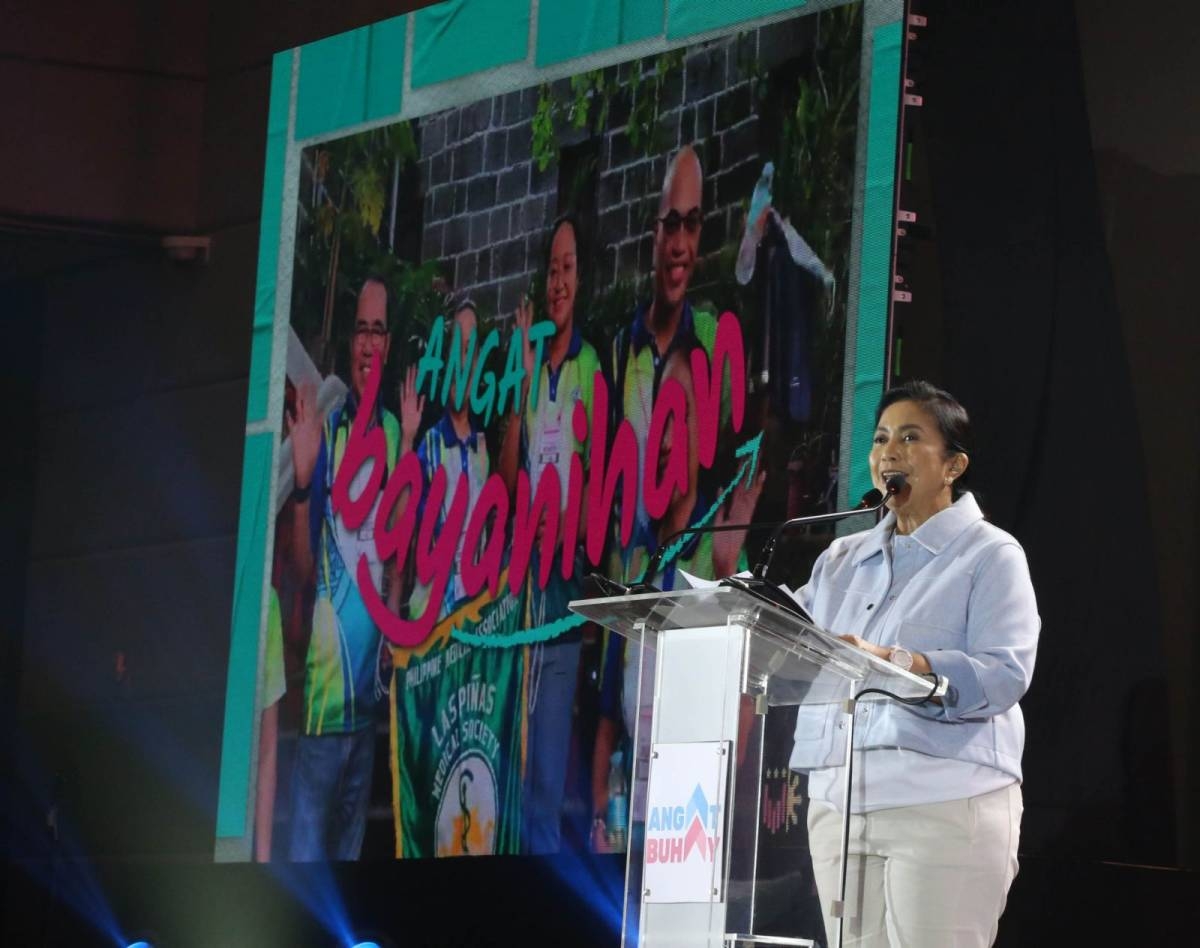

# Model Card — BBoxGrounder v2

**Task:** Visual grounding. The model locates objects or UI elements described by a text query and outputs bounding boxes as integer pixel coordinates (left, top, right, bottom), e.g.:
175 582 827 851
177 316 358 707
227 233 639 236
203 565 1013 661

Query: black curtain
918 0 1174 864
0 279 44 925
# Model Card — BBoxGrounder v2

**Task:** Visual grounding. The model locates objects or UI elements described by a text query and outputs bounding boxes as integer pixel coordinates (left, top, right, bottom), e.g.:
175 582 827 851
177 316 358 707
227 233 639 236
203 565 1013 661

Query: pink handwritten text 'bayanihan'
331 312 746 646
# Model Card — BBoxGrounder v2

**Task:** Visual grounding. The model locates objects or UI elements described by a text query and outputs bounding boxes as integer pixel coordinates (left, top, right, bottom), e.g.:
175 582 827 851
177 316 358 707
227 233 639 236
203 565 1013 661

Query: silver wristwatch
888 645 914 672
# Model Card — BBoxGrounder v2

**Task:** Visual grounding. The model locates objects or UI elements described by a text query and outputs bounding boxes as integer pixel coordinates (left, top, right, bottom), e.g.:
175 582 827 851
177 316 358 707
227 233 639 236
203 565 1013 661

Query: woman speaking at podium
790 381 1040 948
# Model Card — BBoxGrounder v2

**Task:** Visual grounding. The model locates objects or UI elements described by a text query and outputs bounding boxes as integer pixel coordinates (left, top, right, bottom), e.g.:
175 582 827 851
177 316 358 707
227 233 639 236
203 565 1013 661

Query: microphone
884 472 907 497
632 475 905 594
629 518 787 594
714 476 904 619
752 474 906 582
581 571 634 599
587 475 907 598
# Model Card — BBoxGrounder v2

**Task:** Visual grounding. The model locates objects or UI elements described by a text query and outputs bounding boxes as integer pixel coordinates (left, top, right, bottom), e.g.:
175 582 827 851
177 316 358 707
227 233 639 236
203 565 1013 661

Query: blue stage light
126 942 154 948
345 928 395 948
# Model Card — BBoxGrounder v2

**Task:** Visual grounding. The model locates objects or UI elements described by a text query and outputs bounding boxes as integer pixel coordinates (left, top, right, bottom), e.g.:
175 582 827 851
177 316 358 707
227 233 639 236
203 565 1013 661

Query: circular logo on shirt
434 751 498 856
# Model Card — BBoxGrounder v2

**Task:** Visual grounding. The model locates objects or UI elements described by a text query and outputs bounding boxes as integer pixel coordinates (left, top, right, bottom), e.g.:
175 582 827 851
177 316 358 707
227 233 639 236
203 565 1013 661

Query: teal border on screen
849 18 902 504
215 0 903 856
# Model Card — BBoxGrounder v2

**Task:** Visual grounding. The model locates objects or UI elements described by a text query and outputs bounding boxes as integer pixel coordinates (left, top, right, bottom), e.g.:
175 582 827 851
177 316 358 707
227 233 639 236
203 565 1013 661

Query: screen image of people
252 3 876 882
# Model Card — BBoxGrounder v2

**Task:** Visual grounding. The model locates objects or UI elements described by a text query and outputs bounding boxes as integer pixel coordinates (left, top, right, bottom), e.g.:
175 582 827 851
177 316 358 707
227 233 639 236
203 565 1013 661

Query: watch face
890 646 913 671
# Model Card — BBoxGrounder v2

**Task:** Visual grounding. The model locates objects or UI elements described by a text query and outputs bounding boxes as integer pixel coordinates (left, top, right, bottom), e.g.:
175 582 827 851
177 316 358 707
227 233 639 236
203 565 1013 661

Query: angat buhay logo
646 783 721 863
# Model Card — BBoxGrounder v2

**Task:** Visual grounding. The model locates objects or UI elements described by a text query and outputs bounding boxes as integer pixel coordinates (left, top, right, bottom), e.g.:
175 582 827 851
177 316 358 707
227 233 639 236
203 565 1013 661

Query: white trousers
807 783 1022 948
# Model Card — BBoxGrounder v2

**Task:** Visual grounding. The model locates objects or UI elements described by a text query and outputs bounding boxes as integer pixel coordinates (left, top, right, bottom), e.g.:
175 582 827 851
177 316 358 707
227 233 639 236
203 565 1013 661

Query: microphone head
582 572 632 598
884 473 908 495
859 488 883 508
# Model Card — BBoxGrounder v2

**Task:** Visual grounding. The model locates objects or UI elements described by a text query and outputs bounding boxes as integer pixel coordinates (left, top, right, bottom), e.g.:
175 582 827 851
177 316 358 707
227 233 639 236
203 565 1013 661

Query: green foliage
757 4 863 478
365 254 446 337
563 152 599 219
629 50 684 153
584 273 644 347
292 119 443 380
567 70 606 131
771 4 861 283
694 242 745 318
531 51 684 173
672 6 862 496
531 85 557 172
350 164 385 236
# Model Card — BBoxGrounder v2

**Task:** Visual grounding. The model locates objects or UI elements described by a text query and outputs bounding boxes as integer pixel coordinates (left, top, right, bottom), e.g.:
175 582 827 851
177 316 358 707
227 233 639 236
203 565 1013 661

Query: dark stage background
3 0 1198 945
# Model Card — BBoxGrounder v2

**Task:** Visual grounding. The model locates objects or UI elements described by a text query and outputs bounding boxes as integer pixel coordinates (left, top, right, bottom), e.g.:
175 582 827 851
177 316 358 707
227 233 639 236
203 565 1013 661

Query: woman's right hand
399 364 425 453
515 294 536 385
290 381 322 490
590 817 612 854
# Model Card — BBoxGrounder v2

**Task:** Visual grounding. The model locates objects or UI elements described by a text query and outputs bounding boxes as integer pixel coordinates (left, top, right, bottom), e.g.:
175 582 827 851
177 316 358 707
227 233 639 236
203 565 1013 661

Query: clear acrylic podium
570 584 944 948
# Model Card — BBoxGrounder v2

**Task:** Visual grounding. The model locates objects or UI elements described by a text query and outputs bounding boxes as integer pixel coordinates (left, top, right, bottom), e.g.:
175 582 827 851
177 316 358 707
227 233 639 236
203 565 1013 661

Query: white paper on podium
675 568 720 589
675 570 803 607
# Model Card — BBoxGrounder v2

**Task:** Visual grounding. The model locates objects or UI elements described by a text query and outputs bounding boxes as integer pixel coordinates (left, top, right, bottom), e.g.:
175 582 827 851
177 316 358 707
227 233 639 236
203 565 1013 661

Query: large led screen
218 0 905 874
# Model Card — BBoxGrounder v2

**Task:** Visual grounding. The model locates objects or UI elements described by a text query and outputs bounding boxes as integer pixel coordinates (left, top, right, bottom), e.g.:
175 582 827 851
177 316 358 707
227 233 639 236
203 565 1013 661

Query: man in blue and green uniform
287 277 399 860
593 147 759 848
607 145 726 586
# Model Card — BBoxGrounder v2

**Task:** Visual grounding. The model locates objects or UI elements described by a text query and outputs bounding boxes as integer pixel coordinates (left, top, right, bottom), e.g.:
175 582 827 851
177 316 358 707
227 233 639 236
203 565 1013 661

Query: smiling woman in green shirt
499 214 601 855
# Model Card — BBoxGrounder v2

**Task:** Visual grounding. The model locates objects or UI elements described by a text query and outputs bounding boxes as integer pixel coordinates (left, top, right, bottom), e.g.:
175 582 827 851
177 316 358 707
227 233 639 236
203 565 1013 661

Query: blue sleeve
414 434 432 526
793 545 833 616
308 432 330 560
597 629 624 720
926 542 1040 722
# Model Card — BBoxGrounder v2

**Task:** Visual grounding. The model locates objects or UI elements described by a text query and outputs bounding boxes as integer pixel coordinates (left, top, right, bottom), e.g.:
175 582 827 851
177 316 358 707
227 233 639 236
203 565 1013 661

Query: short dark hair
361 273 394 329
876 380 973 498
445 291 485 339
543 212 586 293
445 289 477 318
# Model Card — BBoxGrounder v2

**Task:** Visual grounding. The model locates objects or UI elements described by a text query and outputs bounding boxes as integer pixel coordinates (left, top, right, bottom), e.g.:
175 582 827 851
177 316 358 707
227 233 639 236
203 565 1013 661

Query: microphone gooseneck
631 518 786 594
614 475 910 595
858 488 884 508
753 486 891 581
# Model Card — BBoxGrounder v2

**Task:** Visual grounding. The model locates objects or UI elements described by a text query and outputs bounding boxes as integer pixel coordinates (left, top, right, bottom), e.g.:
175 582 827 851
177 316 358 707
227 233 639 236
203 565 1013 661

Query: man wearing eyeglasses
608 145 718 584
287 275 401 860
593 149 763 850
602 149 715 841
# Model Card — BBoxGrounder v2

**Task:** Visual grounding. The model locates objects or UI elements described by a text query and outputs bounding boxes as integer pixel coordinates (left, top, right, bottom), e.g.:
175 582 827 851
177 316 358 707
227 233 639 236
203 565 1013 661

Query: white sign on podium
643 741 730 904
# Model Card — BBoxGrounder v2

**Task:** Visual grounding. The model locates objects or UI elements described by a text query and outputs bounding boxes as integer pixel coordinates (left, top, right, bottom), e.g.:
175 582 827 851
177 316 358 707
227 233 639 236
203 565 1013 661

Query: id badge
536 417 564 468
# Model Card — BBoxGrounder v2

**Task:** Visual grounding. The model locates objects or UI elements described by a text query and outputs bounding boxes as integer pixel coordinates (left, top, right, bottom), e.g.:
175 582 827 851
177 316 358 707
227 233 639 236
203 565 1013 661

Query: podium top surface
570 583 938 703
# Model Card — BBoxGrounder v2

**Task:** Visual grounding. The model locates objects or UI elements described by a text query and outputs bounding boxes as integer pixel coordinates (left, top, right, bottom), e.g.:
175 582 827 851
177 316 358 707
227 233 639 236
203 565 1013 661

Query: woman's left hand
713 469 766 578
839 634 933 676
838 634 890 660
